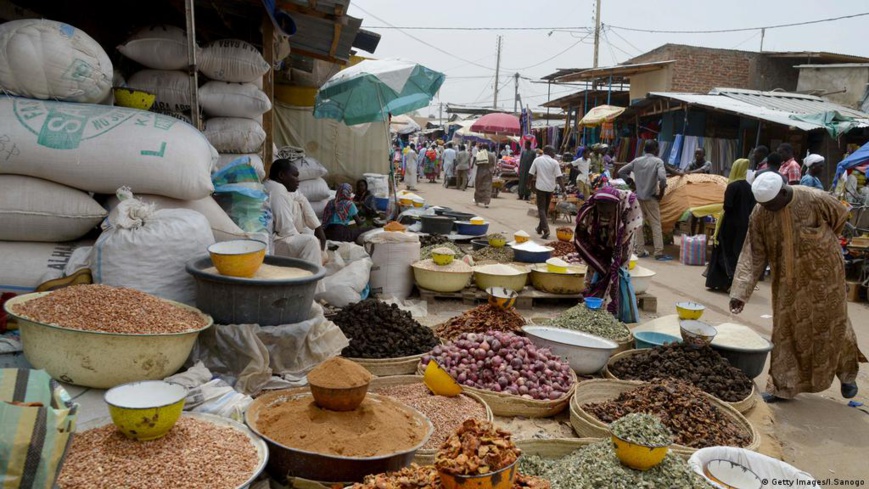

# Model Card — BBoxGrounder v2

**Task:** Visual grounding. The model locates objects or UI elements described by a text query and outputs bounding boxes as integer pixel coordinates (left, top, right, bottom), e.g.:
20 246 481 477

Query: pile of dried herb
609 343 754 402
420 234 452 248
435 419 521 476
421 242 465 260
545 304 631 342
584 379 752 449
610 413 672 446
518 441 711 489
472 246 514 263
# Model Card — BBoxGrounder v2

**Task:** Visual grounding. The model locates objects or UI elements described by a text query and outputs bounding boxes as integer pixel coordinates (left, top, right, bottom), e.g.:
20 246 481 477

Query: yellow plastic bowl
470 217 485 225
514 234 530 244
400 198 414 206
556 229 574 242
105 381 187 441
432 252 456 266
438 460 518 489
486 287 518 309
113 87 156 110
423 360 462 397
412 198 425 208
208 239 267 278
612 435 669 471
488 234 507 248
628 254 638 270
546 258 569 274
675 301 705 320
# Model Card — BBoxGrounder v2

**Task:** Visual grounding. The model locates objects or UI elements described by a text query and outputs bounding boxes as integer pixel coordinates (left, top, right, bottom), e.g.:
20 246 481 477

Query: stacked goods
335 300 440 359
371 382 488 450
583 379 752 449
0 19 112 103
519 440 709 488
117 25 195 71
0 242 91 294
57 417 260 489
421 332 575 401
545 304 632 343
608 343 754 403
434 304 526 341
276 146 331 214
127 70 191 113
0 20 215 295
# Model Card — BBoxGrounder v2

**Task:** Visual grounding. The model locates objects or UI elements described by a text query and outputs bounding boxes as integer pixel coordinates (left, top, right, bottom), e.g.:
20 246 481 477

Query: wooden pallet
418 286 583 309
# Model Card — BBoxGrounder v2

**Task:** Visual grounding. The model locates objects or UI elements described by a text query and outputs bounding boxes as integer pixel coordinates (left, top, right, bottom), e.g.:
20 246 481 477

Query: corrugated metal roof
648 89 869 132
711 88 869 119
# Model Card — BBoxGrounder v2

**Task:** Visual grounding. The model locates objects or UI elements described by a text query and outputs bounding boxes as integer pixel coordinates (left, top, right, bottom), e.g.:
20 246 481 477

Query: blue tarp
833 141 869 187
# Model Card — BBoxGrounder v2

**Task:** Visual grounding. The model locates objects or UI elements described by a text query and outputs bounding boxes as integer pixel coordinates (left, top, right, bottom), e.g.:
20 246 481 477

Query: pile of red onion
420 331 575 400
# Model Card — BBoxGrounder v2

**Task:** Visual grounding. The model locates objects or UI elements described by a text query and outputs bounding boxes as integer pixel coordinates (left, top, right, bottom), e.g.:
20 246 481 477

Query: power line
352 3 498 72
510 30 594 71
606 27 642 55
608 11 869 34
362 26 590 31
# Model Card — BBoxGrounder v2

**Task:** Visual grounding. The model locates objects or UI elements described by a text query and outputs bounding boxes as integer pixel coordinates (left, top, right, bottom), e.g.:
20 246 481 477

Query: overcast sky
346 0 869 116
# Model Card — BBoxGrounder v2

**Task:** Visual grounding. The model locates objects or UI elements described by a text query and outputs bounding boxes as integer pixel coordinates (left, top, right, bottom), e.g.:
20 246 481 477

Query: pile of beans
421 331 575 400
334 300 439 359
546 241 576 257
609 343 754 402
584 379 752 449
12 284 207 334
434 304 526 341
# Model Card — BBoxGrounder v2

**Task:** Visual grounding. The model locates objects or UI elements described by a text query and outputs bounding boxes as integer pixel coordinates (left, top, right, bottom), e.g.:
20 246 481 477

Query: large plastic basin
522 325 617 374
187 255 325 326
4 292 212 389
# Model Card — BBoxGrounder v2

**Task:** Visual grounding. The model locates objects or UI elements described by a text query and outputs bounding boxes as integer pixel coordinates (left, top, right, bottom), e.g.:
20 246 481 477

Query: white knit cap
804 154 825 167
752 171 784 203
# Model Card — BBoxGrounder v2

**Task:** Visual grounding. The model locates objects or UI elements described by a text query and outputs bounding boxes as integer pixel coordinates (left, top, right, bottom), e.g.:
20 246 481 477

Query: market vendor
322 183 373 243
729 172 865 402
354 179 378 218
265 159 326 265
687 148 712 174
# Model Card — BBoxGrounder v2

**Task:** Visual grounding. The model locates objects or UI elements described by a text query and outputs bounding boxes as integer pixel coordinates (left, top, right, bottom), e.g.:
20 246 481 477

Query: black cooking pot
420 215 455 235
441 211 475 222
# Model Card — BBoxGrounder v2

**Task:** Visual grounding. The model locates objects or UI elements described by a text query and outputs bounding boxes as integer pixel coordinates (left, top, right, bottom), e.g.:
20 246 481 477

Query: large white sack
200 82 271 118
105 193 249 243
200 39 270 83
298 178 331 202
366 240 420 300
0 19 112 103
203 117 265 153
91 191 215 305
127 69 191 113
0 97 216 200
117 25 197 70
275 146 329 181
0 241 91 294
309 198 329 219
0 175 106 242
217 154 265 181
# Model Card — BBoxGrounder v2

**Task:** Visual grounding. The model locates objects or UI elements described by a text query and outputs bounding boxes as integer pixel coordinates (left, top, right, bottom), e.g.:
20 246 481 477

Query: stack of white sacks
0 19 246 305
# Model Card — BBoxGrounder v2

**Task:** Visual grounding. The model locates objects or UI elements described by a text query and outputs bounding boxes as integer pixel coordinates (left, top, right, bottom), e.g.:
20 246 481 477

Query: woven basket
415 364 577 418
347 353 426 377
603 349 758 413
614 333 634 354
514 438 601 459
568 378 761 458
369 375 494 465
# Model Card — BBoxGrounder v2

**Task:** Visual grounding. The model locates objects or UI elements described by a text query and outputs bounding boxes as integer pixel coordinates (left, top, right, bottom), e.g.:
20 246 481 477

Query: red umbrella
470 112 521 136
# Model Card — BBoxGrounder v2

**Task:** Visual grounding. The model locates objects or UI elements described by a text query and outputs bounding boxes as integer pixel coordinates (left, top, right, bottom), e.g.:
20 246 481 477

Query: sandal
654 254 674 262
761 392 787 403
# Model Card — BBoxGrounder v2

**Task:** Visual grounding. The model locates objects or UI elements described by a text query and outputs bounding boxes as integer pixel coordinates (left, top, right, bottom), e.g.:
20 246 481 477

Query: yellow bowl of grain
105 381 187 441
208 240 267 278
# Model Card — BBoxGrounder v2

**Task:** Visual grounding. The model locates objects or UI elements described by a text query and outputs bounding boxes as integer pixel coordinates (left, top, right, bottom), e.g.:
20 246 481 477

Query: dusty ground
406 181 869 484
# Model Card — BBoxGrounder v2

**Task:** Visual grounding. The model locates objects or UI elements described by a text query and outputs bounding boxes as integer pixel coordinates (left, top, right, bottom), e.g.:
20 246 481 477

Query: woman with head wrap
705 158 756 291
574 186 644 322
323 183 373 243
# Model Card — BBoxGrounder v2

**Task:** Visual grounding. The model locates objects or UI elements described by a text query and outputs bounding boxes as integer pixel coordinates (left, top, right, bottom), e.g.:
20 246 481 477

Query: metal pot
529 264 586 294
420 215 455 235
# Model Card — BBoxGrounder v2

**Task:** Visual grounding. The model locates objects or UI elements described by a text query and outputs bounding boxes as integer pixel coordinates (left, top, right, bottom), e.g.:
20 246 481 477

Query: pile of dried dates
435 304 526 341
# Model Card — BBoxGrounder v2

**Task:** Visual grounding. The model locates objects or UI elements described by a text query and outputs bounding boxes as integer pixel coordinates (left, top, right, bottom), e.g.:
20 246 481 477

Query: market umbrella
578 105 626 127
389 114 421 135
454 119 494 144
833 140 869 187
470 112 521 136
314 58 445 126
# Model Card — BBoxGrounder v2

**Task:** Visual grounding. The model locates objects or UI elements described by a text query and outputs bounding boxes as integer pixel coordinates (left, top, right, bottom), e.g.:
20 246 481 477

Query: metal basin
522 325 618 374
4 293 212 389
245 389 433 483
529 264 587 294
187 255 325 326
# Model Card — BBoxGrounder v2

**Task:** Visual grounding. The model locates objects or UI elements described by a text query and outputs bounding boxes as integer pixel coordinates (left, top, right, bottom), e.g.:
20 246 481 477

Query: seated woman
353 179 378 218
323 183 372 243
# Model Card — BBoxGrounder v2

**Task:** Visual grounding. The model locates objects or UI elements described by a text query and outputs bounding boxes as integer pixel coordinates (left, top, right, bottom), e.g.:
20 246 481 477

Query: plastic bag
0 369 78 489
212 184 272 234
680 234 707 266
187 304 349 395
316 243 372 307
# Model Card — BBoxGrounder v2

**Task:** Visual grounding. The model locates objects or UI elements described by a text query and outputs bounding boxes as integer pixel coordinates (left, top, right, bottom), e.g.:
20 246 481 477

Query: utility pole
759 28 766 52
513 73 520 113
493 35 502 109
592 0 602 68
439 102 443 128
